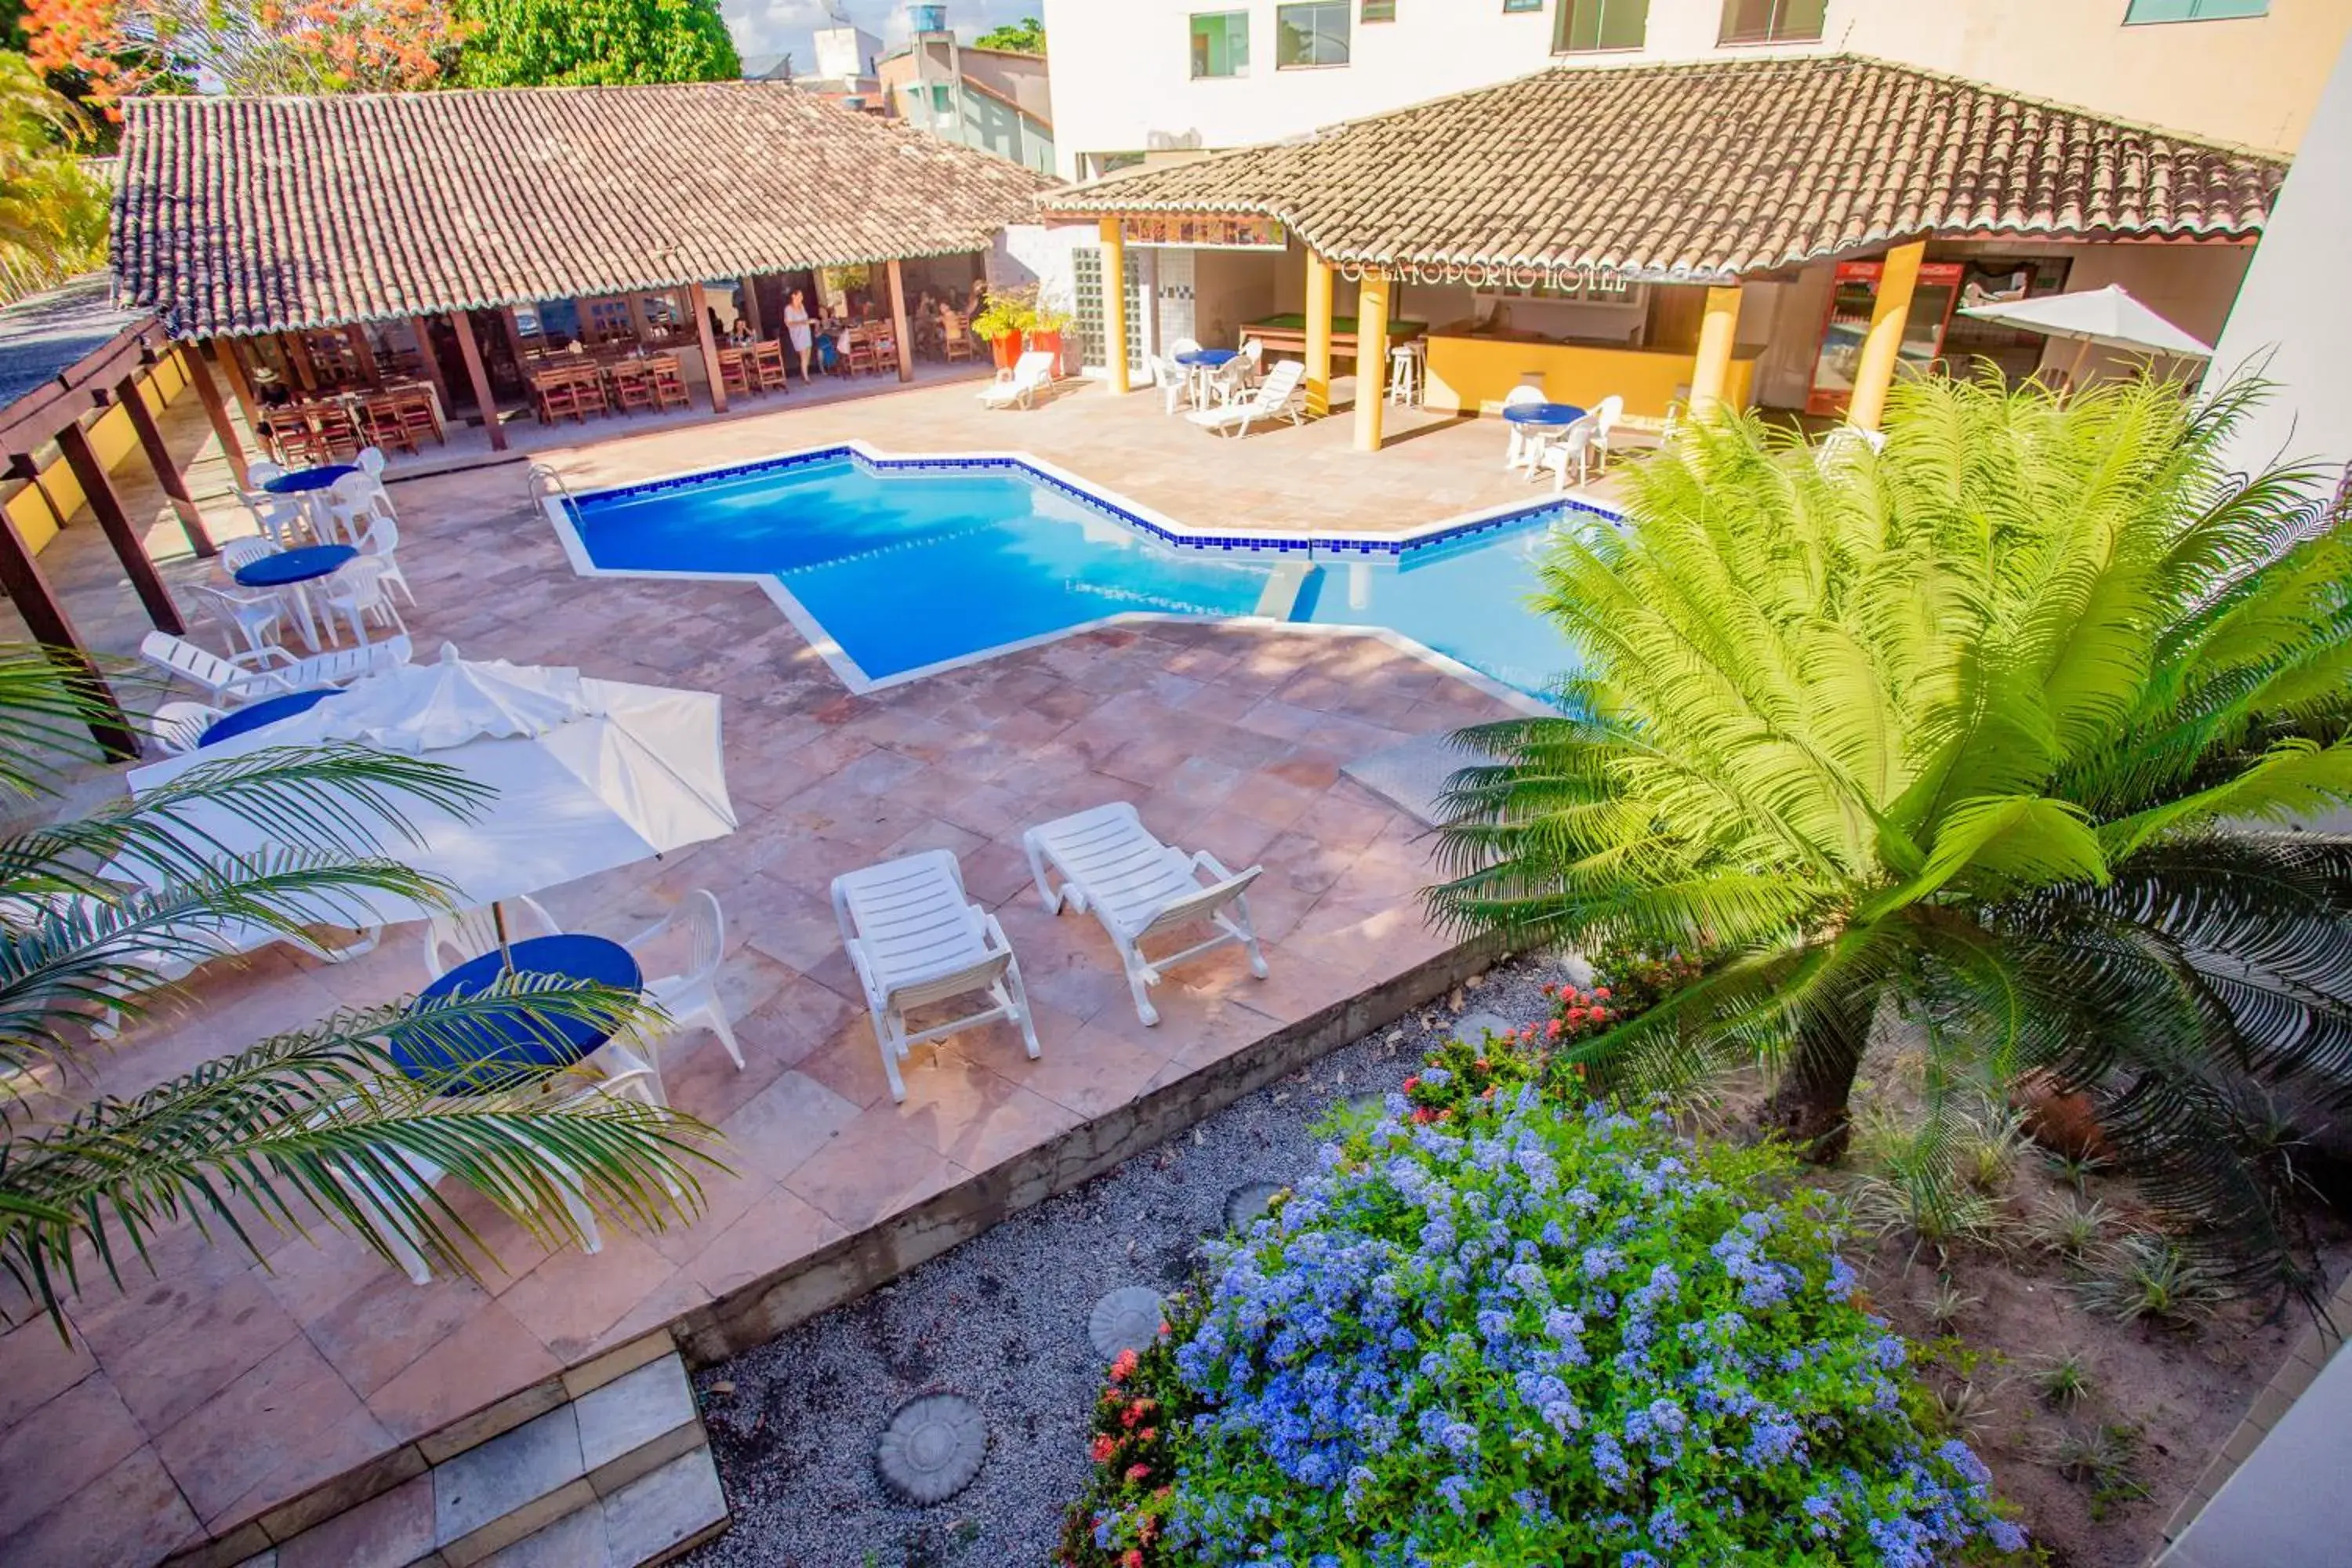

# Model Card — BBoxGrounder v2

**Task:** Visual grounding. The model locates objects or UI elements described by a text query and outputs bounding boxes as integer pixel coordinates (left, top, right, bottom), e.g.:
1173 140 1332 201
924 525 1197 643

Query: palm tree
0 53 107 302
1428 374 2352 1295
1 649 713 1330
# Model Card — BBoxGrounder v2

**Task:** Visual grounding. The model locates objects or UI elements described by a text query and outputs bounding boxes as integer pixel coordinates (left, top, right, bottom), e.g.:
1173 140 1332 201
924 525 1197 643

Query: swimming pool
550 446 1612 699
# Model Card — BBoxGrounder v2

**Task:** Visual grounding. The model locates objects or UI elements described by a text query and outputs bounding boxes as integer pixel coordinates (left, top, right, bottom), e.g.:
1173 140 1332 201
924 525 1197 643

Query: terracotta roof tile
1044 56 2286 281
113 80 1054 337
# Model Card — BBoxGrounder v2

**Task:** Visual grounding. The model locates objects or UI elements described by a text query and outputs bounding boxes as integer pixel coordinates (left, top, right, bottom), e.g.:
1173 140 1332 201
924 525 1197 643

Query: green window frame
1501 0 1542 13
1556 0 1649 51
2122 0 2267 20
1719 0 1825 44
1362 0 1397 20
1276 1 1352 67
1189 10 1251 77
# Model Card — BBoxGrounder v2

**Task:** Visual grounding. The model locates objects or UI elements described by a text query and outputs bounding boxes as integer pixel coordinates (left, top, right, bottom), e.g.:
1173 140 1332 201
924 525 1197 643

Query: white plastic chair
1816 424 1887 473
147 700 227 756
1022 801 1268 1025
327 473 397 546
832 850 1040 1103
239 494 312 547
1238 337 1265 387
140 629 412 704
619 889 742 1076
1185 361 1305 438
322 555 408 645
190 582 284 655
1168 337 1202 359
355 516 416 604
356 447 387 477
1502 386 1548 470
246 460 287 487
1533 416 1600 492
978 350 1057 410
421 895 561 981
1147 354 1190 416
1589 394 1624 470
220 536 281 574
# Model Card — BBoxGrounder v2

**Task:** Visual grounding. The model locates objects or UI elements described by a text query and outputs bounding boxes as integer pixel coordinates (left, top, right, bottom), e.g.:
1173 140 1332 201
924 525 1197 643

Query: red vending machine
1806 259 1964 416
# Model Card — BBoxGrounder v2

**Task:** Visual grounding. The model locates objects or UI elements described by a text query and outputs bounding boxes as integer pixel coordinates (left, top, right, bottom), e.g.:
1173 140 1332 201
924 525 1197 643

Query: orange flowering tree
25 0 469 110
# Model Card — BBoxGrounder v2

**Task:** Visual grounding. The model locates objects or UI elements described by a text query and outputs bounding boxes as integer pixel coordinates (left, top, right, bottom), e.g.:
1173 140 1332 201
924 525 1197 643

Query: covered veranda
110 80 1050 474
1042 55 2285 452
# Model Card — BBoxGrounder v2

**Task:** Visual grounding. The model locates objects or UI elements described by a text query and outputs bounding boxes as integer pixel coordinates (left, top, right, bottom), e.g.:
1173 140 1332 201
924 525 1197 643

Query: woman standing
784 289 815 383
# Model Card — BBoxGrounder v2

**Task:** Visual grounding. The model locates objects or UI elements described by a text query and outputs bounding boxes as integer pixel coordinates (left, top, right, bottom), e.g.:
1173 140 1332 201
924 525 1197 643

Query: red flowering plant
1403 943 1706 1122
1058 1299 1204 1567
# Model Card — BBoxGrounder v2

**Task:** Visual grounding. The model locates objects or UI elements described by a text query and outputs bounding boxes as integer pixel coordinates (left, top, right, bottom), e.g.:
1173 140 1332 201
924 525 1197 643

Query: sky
720 0 1044 74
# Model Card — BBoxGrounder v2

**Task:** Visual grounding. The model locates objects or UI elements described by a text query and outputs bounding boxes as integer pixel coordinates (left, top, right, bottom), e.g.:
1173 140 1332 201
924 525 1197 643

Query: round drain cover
875 1393 986 1505
1224 1181 1287 1236
1088 1287 1166 1360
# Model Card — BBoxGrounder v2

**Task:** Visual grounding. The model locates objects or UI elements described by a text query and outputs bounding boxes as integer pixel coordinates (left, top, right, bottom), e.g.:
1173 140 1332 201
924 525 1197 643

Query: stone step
230 1349 727 1568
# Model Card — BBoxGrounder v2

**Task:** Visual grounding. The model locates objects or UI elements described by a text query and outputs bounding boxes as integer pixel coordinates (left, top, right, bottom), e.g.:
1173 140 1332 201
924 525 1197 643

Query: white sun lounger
832 849 1041 1103
140 630 413 705
978 350 1058 411
1184 360 1305 439
1022 802 1268 1025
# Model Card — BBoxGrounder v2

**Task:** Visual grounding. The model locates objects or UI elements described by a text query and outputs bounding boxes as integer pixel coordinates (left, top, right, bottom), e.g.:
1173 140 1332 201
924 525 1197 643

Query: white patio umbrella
1958 284 2214 383
118 647 736 938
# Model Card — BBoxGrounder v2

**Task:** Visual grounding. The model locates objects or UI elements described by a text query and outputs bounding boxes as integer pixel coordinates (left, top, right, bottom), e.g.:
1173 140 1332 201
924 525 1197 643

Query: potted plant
1028 285 1075 377
971 293 1033 373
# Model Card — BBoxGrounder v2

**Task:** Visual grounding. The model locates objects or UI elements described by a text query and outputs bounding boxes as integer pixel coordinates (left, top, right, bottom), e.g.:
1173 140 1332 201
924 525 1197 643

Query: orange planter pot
988 333 1022 372
1026 328 1064 376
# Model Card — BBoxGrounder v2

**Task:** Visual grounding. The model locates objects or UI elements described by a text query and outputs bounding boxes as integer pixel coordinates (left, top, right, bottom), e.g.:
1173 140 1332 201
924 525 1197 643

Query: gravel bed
684 953 1572 1568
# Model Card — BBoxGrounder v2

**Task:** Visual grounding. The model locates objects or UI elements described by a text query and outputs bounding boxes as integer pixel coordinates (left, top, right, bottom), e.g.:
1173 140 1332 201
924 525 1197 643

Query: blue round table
1502 401 1588 427
234 543 356 588
262 464 358 495
1174 348 1240 368
199 687 339 746
397 934 644 1092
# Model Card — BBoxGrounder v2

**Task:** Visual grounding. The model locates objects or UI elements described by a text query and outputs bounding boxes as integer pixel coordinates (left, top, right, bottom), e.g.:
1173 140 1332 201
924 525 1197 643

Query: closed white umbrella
118 648 736 934
1958 284 2213 383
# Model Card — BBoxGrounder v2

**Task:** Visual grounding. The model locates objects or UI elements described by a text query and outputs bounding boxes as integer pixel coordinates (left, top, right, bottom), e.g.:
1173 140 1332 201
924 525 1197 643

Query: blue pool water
566 455 1591 695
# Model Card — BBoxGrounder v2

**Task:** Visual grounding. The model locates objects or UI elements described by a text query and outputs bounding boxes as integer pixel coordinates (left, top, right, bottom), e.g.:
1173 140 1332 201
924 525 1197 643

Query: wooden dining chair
649 357 691 411
391 387 443 446
717 348 753 400
356 397 416 456
314 402 362 460
570 365 610 419
750 341 788 391
611 361 656 413
941 311 974 363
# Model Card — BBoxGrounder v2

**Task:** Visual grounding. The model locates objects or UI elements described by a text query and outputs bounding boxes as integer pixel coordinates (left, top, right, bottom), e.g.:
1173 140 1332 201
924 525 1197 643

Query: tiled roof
113 80 1055 337
1044 56 2288 281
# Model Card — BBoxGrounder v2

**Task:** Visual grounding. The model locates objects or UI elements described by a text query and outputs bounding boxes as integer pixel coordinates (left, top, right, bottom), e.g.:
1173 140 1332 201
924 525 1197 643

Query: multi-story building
877 6 1055 175
1044 0 2348 179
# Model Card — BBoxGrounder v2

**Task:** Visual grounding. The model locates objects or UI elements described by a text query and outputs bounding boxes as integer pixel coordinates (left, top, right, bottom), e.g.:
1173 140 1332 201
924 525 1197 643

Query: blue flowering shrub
1064 1090 2025 1566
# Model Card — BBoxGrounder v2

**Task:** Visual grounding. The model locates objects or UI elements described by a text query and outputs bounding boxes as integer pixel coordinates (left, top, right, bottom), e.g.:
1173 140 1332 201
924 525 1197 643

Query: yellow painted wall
17 353 191 556
1425 334 1756 422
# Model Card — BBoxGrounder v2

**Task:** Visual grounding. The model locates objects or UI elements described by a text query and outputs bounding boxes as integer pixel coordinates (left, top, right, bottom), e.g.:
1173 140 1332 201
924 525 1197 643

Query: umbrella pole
2064 338 2092 394
492 900 514 973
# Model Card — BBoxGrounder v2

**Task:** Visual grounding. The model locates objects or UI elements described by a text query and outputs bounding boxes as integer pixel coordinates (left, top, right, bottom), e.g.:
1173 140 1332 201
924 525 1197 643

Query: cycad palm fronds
1429 375 2352 1301
0 646 717 1330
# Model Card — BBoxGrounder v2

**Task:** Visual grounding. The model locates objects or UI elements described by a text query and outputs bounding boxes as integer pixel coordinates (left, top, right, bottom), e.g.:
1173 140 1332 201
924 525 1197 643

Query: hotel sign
1120 214 1289 251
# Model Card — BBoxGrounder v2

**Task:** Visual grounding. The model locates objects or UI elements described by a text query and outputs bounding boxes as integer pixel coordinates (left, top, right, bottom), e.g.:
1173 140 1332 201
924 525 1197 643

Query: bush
1064 1091 2024 1566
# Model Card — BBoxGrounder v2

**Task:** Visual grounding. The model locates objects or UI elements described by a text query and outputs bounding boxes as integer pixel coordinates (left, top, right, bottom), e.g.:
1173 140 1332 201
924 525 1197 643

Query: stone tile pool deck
0 376 1570 1565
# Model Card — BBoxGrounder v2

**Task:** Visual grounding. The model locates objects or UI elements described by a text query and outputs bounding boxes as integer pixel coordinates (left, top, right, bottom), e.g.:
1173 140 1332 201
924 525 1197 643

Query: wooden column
1352 268 1392 453
499 307 528 365
448 311 507 452
408 315 452 408
0 506 135 757
183 343 250 490
1305 251 1334 418
1689 285 1745 418
1847 240 1926 432
115 372 215 558
343 325 381 386
739 278 764 338
1098 217 1130 394
885 260 915 383
216 338 263 430
689 283 728 412
283 332 317 391
55 420 184 634
626 293 653 343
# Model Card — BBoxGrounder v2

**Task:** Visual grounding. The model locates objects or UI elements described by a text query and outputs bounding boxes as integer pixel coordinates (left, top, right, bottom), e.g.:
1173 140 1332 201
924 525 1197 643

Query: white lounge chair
1185 360 1305 439
979 350 1057 411
140 630 412 705
147 700 227 757
1022 801 1268 1025
620 888 743 1076
832 850 1040 1103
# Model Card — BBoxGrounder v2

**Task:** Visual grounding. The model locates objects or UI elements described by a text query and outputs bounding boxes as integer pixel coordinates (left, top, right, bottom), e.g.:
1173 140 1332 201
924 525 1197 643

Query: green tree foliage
1428 376 2352 1298
456 0 739 87
0 52 106 300
973 15 1043 53
0 650 715 1330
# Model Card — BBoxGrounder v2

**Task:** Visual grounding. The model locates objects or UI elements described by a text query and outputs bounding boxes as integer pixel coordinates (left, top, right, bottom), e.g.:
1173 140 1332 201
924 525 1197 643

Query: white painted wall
1040 0 2348 179
2208 35 2352 481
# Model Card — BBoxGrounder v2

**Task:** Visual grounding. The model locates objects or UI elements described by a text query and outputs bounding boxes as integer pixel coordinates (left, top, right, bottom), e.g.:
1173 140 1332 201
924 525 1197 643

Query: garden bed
682 954 2337 1568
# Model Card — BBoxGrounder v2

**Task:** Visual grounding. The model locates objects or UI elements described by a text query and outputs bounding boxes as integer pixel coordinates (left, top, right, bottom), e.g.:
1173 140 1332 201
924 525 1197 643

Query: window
1501 0 1541 12
928 82 955 122
1556 0 1647 50
1719 0 1824 44
1190 11 1250 77
2123 0 2267 20
1276 2 1351 67
1362 0 1396 19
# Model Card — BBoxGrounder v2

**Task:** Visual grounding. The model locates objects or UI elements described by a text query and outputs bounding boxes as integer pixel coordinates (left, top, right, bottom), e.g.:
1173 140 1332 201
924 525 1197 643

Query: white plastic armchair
1533 416 1600 492
1502 385 1548 470
189 582 284 655
832 850 1040 1103
1022 801 1268 1025
1148 354 1189 416
355 447 387 477
1590 394 1624 471
246 460 287 487
220 536 281 574
422 895 561 981
619 888 742 1077
324 556 409 646
355 516 416 604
